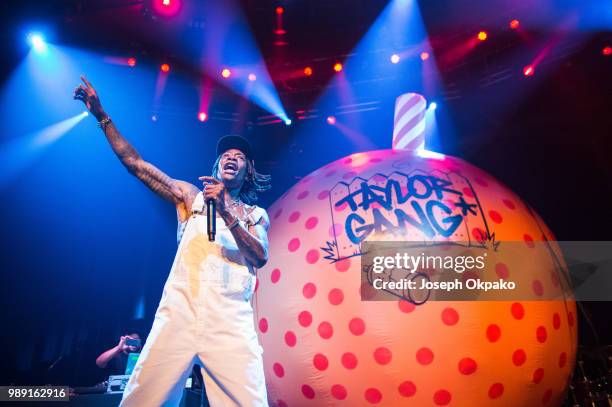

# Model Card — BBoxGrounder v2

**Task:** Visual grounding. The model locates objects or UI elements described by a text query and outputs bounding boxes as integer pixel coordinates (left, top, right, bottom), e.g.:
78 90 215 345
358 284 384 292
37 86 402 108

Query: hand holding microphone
199 176 226 241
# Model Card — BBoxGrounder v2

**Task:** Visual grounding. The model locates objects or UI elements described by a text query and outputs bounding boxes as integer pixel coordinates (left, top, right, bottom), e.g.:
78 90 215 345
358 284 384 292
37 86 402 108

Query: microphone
207 198 216 241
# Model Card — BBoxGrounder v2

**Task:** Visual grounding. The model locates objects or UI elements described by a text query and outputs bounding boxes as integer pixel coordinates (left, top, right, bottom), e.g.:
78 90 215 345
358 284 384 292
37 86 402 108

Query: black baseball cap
216 135 253 160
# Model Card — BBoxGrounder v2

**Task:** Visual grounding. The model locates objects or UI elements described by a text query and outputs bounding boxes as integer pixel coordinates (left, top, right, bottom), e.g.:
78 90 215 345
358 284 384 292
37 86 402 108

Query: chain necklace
229 197 242 208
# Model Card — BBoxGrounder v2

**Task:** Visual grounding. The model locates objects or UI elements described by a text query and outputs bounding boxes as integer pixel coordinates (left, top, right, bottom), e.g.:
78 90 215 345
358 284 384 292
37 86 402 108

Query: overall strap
191 191 206 215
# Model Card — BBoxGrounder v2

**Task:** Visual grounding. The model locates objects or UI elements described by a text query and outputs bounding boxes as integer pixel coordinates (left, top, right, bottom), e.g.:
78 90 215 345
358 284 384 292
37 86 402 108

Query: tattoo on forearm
101 122 181 203
103 122 140 164
221 212 268 269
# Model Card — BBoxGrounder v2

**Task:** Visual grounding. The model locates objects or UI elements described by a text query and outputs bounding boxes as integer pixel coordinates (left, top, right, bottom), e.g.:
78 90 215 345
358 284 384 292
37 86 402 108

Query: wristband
226 216 240 230
98 116 111 128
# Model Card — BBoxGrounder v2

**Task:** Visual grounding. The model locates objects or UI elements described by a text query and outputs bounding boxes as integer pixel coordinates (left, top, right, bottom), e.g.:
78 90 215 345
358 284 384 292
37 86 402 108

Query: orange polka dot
441 307 459 326
298 310 312 327
558 352 567 368
284 331 296 347
313 353 329 370
302 282 317 299
273 362 284 377
536 326 548 343
318 321 334 339
433 389 452 405
398 300 416 313
416 347 434 365
486 324 501 342
373 347 392 365
488 383 504 399
489 210 503 224
306 249 319 264
331 384 347 400
364 388 382 404
301 384 315 399
533 368 544 384
512 349 527 366
511 302 525 320
341 352 358 369
458 357 477 375
335 258 351 272
398 381 416 397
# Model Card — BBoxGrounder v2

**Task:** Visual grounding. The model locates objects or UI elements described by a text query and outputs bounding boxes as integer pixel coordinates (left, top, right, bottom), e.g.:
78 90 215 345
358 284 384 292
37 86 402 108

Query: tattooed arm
222 206 269 269
73 75 199 221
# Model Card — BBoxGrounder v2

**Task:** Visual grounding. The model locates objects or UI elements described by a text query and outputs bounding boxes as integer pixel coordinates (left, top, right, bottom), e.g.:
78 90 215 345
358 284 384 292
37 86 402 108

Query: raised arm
73 76 199 218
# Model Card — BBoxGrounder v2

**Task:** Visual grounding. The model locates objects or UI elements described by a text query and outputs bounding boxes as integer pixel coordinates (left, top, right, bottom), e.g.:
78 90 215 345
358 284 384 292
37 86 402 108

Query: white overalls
120 192 269 407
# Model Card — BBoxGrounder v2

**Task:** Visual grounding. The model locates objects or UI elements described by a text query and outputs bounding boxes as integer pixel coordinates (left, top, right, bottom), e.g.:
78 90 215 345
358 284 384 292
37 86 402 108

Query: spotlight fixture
27 32 47 52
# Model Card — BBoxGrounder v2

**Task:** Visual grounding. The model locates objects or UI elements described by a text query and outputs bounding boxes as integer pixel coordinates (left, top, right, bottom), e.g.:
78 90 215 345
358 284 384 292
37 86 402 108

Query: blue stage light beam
193 1 289 123
303 0 445 154
422 102 442 155
0 112 89 189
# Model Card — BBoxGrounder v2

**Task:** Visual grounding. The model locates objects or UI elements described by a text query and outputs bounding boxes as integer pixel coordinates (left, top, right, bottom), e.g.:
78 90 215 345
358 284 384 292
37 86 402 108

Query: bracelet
226 216 240 230
98 116 112 128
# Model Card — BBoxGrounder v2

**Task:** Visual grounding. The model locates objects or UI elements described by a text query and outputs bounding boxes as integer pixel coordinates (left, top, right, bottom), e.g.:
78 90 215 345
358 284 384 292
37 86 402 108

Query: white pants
119 278 268 407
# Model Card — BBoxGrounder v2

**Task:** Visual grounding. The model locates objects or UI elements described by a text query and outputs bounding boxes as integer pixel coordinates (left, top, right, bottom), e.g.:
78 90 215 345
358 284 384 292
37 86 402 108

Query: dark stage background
0 0 610 386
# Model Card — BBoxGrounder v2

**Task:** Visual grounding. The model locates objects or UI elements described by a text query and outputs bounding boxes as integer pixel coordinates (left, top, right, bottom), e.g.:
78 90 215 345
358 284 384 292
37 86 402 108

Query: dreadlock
211 155 271 205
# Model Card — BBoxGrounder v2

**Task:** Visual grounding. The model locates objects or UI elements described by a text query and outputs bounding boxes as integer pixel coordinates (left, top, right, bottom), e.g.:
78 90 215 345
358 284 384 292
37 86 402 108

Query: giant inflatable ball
254 148 576 406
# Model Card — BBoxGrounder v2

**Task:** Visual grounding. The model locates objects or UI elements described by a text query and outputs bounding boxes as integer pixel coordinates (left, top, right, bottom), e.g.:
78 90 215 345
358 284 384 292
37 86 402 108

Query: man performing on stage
74 76 271 406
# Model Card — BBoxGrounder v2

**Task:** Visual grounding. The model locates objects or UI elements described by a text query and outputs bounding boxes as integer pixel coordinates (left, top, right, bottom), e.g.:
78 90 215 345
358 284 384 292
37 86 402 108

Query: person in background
96 333 142 375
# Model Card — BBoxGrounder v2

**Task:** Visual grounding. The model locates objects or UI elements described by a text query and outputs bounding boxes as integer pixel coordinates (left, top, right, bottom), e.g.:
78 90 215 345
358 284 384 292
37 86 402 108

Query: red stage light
276 6 284 15
477 31 488 41
221 68 231 78
510 19 520 30
127 57 137 67
603 46 612 56
304 67 313 76
333 62 343 72
198 112 208 122
420 51 430 61
523 65 535 77
160 63 170 73
327 116 336 125
151 0 181 17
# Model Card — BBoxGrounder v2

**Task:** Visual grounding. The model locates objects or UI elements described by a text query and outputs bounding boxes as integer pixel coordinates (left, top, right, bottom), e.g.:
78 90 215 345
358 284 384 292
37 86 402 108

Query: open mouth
223 162 238 173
